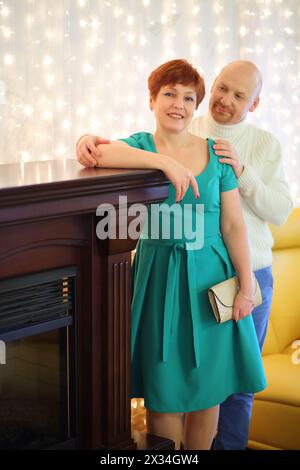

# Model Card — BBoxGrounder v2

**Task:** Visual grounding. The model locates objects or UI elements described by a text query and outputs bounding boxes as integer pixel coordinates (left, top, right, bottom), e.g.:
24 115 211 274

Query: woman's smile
167 112 184 119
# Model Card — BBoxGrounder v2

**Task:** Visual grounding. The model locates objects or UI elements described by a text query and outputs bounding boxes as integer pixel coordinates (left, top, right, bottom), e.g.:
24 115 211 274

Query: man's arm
76 134 111 167
237 138 293 226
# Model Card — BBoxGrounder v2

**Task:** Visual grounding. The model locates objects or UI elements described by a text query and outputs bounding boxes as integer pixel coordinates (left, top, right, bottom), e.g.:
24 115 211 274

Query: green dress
119 132 266 413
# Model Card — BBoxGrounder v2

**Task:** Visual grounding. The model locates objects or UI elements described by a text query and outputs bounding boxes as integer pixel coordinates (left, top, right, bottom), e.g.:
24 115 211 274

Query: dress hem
131 382 267 413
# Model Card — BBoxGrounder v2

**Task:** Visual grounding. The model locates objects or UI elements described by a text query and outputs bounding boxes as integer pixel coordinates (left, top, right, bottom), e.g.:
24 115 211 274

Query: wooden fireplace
0 159 169 450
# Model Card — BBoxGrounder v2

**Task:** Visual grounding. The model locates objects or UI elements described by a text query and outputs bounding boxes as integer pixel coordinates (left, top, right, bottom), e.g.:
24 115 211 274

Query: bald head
219 60 263 97
209 60 262 124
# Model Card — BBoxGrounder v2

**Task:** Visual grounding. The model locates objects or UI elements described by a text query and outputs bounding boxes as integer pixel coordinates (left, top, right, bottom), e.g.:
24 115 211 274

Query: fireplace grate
0 267 76 334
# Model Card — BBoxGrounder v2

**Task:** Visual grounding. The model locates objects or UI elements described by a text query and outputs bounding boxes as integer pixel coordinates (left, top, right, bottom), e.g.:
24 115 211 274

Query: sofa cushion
270 209 300 250
255 353 300 407
248 400 300 450
266 248 300 353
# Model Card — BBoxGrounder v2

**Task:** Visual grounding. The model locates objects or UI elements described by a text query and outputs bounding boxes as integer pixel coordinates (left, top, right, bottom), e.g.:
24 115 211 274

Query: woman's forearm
222 224 254 297
96 143 171 173
91 141 199 202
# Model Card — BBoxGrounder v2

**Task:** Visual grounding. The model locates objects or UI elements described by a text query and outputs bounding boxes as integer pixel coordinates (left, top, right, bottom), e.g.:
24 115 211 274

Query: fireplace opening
0 267 77 450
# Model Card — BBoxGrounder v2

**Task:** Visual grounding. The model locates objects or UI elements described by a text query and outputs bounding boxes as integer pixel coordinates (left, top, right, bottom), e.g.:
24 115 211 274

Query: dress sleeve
207 137 238 192
220 161 238 192
117 134 142 149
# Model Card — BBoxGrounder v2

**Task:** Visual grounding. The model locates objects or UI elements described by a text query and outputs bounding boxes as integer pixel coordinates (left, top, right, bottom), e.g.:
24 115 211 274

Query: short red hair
148 59 205 108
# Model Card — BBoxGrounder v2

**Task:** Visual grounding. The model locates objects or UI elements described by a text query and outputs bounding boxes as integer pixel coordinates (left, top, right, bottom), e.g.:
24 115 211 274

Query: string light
83 62 93 74
23 106 33 117
2 26 12 38
42 111 53 121
76 105 87 116
240 26 248 37
19 151 31 162
3 51 14 67
62 119 71 131
43 55 53 67
0 6 10 17
0 0 298 204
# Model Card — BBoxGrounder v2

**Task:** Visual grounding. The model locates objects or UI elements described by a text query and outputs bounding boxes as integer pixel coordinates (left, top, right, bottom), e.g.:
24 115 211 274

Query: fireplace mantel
0 158 169 450
0 159 168 226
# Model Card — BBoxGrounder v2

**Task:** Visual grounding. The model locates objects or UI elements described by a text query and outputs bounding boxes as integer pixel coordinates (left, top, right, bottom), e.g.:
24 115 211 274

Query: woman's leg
146 409 184 450
183 405 219 450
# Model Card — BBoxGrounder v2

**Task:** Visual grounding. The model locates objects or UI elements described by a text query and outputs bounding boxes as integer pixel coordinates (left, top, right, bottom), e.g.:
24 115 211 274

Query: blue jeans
214 266 274 450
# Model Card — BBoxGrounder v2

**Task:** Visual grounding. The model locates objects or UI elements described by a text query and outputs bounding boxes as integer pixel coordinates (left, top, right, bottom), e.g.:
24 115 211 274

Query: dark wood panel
0 159 171 450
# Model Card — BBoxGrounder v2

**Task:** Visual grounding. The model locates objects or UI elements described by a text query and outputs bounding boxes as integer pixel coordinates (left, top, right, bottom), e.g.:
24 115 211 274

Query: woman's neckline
149 132 212 179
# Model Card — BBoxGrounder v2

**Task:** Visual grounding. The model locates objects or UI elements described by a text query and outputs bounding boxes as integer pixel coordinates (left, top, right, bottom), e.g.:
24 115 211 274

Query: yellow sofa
248 208 300 450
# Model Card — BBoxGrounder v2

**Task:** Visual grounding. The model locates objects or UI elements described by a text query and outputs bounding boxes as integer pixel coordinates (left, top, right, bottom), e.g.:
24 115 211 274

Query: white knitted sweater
189 112 293 271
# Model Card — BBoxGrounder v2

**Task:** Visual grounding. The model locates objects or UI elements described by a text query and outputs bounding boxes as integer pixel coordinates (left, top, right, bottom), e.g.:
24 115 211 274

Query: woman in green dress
77 59 266 450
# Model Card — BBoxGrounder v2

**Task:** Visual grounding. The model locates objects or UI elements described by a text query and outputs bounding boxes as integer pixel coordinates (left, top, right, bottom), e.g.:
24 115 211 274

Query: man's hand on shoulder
213 139 244 178
76 134 111 168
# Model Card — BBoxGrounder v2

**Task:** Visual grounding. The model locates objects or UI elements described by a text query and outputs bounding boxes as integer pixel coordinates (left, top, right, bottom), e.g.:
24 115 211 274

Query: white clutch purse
208 275 262 323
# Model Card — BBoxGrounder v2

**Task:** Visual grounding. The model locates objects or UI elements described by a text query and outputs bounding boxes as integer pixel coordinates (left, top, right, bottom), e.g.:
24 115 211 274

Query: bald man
189 60 293 450
76 60 293 450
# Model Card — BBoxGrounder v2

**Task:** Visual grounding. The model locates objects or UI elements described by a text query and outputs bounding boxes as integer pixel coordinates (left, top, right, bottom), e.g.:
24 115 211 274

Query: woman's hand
76 136 200 202
76 134 111 168
232 291 254 322
162 158 200 203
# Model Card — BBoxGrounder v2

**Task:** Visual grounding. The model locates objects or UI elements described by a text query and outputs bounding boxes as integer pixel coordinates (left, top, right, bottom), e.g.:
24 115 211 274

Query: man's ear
249 96 260 113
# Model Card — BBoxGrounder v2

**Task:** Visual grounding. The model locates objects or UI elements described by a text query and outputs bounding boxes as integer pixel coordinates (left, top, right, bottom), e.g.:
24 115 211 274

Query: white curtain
0 0 299 202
